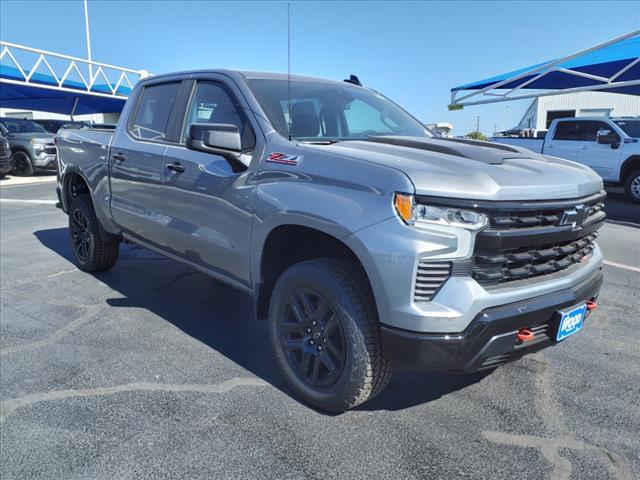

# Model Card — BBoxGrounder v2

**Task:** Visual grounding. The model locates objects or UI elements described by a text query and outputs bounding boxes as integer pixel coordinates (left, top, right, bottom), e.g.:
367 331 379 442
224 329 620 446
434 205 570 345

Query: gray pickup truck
0 118 57 176
56 70 605 412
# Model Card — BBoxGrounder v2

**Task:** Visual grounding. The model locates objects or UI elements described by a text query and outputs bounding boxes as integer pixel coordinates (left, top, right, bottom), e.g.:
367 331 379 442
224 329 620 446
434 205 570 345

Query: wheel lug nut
310 340 315 345
312 321 317 326
306 328 311 333
318 345 322 351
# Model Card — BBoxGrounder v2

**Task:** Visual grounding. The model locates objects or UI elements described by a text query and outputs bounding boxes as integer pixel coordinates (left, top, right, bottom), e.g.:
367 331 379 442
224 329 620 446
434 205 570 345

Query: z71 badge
266 152 300 165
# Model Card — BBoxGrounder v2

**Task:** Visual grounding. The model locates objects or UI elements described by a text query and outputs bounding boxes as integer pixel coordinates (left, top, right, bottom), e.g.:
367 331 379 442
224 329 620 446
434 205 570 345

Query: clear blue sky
1 1 638 134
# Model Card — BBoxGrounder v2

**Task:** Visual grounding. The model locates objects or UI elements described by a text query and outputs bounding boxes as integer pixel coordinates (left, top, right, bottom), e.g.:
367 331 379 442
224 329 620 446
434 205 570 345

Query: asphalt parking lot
1 178 639 480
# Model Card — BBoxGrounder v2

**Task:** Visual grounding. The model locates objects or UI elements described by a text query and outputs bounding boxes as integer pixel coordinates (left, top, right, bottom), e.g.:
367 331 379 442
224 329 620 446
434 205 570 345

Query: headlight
30 139 44 149
394 193 487 230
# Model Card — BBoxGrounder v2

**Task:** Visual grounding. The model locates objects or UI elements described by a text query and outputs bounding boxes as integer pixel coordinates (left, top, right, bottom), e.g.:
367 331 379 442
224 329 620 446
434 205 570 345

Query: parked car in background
0 118 57 176
33 119 89 133
56 70 605 412
492 117 640 203
0 132 12 178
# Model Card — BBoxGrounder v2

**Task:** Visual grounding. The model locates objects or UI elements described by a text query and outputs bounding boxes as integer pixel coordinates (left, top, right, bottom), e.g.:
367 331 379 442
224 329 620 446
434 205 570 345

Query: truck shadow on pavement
34 227 489 413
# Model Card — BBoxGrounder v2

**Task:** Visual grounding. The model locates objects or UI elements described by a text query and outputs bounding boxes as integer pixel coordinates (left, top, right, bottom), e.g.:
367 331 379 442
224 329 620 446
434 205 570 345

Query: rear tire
11 151 34 176
69 195 120 272
624 169 640 204
269 258 392 412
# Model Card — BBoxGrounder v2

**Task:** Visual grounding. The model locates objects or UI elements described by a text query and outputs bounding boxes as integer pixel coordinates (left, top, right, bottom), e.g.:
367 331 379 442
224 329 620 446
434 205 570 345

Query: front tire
269 258 392 412
11 151 34 176
624 169 640 204
69 195 120 272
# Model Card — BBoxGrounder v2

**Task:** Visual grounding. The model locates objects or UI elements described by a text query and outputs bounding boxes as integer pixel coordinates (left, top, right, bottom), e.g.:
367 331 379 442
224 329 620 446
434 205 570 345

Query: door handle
579 146 589 150
166 162 185 173
112 153 126 162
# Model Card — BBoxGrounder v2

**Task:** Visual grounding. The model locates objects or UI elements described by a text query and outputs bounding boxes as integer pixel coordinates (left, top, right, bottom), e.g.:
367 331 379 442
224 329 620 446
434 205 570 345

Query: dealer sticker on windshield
556 303 587 341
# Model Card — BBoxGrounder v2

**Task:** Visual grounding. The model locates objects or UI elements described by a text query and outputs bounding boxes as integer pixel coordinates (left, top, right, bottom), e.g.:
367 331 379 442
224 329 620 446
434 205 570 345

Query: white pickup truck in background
492 117 640 203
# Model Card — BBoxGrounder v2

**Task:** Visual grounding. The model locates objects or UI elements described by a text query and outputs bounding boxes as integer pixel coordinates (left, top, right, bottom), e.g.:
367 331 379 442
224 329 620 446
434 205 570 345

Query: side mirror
186 123 242 159
597 129 620 149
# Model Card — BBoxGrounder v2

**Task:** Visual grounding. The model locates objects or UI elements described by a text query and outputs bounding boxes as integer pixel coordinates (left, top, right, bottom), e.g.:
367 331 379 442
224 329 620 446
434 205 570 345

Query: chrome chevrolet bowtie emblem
559 204 587 230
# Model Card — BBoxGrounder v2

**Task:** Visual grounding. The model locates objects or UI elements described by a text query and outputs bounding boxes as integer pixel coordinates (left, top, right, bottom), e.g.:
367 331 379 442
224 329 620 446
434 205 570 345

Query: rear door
109 80 182 247
544 120 581 160
577 120 622 181
160 76 261 288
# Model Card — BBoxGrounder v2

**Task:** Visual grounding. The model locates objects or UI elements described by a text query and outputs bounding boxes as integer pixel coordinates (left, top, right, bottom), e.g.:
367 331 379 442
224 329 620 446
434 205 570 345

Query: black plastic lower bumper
381 267 603 372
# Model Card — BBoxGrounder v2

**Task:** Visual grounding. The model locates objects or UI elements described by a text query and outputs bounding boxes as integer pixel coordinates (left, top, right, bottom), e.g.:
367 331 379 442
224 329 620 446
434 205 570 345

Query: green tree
467 131 487 141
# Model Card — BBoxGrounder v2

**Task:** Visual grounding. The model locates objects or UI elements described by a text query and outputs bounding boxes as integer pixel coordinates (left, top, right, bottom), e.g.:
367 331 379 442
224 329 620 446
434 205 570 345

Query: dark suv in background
0 132 11 178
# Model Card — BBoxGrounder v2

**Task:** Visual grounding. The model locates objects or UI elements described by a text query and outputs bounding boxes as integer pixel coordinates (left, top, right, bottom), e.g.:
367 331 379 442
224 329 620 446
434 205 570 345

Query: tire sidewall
269 261 372 408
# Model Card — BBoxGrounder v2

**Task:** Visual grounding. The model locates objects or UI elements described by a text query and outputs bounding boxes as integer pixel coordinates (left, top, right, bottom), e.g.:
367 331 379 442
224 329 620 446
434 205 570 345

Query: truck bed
56 128 114 168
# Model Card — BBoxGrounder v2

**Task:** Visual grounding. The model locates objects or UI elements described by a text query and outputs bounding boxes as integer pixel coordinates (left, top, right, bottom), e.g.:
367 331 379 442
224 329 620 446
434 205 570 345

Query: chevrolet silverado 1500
56 70 605 412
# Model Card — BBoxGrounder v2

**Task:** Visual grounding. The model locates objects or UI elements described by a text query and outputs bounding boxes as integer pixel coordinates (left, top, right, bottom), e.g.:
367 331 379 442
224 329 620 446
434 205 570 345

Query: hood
317 136 603 201
7 132 55 143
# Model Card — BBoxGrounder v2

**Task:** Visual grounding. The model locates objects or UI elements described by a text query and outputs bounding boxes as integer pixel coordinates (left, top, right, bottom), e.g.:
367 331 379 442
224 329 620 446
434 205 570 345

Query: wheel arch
620 155 640 183
255 224 377 321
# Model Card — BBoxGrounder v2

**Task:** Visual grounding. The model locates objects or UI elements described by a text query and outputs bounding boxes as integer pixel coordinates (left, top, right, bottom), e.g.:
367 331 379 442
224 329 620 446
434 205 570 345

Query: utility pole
475 116 480 134
84 0 93 85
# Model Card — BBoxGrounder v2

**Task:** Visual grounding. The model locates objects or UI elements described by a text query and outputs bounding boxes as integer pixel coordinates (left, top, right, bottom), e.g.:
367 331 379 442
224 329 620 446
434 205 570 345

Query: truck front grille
414 261 452 302
470 191 605 287
473 232 598 285
44 145 57 155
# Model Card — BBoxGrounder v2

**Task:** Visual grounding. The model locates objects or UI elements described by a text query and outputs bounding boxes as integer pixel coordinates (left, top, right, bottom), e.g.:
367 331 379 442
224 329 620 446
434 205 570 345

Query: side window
182 82 255 150
553 121 584 141
130 82 180 141
586 121 618 143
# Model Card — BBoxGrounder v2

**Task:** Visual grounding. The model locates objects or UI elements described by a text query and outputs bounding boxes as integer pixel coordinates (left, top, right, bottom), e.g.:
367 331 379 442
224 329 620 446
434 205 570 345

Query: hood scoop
366 136 534 165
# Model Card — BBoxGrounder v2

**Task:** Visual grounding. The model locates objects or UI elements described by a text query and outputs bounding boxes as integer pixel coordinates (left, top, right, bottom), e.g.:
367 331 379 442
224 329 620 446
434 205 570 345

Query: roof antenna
287 2 292 141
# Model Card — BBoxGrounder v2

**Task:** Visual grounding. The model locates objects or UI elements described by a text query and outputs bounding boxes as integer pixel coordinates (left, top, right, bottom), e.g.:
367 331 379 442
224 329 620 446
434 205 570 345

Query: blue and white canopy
450 31 640 108
0 41 148 116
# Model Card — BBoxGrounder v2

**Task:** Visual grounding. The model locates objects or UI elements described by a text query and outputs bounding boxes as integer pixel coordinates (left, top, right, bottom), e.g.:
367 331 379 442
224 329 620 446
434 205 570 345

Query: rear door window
130 82 180 141
553 121 586 141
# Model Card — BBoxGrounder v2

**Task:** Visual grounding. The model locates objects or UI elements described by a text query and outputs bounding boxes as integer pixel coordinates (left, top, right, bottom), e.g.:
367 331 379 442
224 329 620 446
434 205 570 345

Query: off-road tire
69 195 120 272
269 258 393 412
624 169 640 204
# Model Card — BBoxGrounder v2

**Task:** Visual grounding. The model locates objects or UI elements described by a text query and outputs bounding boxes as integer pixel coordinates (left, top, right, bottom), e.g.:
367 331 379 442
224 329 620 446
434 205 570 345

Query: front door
577 120 621 181
109 81 181 247
160 79 259 288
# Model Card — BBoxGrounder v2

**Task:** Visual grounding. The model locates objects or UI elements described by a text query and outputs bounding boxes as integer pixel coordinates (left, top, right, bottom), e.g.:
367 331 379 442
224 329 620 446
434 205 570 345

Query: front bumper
380 266 603 372
32 152 57 169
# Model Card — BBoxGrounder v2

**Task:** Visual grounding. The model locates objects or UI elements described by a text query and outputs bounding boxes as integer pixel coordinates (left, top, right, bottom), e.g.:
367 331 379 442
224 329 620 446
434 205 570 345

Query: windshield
248 79 431 142
0 118 48 134
614 120 640 138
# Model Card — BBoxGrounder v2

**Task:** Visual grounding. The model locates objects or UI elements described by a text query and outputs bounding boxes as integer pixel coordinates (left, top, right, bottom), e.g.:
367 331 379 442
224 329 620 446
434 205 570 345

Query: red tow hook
516 328 535 343
587 300 598 311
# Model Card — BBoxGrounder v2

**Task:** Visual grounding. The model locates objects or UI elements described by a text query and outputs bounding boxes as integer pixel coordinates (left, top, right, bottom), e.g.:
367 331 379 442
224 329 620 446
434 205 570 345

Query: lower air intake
414 261 452 302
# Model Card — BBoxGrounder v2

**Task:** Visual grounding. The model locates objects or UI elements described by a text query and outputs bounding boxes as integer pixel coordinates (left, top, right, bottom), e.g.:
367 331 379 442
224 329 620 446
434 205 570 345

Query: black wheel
11 151 34 176
269 258 392 412
624 169 640 204
69 195 120 272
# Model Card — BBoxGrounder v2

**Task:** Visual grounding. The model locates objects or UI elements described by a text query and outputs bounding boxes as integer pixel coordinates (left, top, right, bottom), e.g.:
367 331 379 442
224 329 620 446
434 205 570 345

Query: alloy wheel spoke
311 355 321 384
299 351 312 377
324 315 338 336
325 337 341 358
284 338 305 352
319 350 338 373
